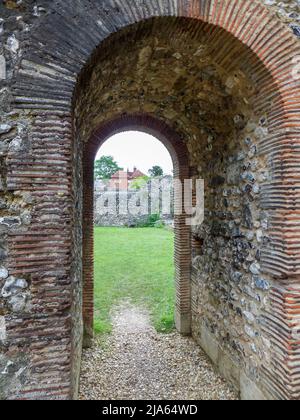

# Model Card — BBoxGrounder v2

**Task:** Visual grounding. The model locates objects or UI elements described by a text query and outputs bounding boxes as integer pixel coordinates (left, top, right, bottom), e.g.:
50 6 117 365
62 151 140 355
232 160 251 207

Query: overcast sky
96 131 173 175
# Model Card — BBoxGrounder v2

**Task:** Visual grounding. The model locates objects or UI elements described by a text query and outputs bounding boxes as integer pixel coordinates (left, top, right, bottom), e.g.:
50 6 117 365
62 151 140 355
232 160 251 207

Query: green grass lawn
94 227 175 335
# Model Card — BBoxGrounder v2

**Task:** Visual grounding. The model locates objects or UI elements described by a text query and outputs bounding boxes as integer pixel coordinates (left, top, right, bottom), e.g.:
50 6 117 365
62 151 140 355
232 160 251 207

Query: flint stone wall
0 0 299 400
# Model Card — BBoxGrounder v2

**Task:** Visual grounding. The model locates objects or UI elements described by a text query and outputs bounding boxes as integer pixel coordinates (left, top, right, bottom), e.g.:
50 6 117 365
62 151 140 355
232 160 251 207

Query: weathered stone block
0 317 6 341
0 124 12 135
1 277 28 298
0 267 8 279
8 294 27 313
0 217 21 228
240 372 268 401
0 56 6 80
218 352 240 390
198 324 219 366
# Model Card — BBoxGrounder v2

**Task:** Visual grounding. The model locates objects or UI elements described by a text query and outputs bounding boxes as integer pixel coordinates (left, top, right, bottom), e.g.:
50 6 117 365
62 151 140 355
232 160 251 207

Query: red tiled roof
111 168 146 180
129 169 146 179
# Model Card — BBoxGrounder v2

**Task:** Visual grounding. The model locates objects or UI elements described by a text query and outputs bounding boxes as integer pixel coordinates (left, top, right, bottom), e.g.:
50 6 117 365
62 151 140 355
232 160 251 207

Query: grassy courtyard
94 227 175 335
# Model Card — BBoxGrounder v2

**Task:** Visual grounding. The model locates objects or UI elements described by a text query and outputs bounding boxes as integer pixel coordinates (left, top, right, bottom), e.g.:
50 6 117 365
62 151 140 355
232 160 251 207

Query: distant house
109 167 146 190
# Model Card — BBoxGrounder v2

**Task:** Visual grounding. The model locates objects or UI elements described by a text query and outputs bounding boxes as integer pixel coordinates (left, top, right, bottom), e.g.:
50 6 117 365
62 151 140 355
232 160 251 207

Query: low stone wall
94 178 173 227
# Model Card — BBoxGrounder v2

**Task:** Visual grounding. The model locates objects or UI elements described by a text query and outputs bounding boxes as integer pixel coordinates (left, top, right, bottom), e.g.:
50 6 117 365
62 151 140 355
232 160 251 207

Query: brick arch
3 0 299 400
85 114 190 174
82 114 191 347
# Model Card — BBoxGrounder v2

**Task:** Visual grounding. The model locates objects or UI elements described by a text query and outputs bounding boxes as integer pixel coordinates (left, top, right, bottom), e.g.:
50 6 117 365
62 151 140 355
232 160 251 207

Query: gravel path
79 303 238 400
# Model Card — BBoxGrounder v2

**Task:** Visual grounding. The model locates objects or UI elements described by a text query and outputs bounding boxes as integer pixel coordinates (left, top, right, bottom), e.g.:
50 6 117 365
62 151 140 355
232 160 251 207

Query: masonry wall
94 177 174 227
190 116 273 396
0 0 300 400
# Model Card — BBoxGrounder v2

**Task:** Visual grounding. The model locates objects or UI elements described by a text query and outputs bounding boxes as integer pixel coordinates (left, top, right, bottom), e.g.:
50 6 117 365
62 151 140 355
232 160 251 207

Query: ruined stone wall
0 0 299 400
0 1 75 399
73 16 295 399
190 114 273 393
94 177 174 227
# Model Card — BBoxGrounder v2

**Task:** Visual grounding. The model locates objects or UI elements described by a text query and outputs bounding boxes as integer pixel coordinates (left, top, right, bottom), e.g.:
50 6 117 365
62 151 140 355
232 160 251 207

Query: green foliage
94 227 175 335
146 213 161 227
135 213 161 228
94 155 121 180
148 165 164 177
156 314 176 333
153 219 165 229
94 318 112 335
130 175 149 190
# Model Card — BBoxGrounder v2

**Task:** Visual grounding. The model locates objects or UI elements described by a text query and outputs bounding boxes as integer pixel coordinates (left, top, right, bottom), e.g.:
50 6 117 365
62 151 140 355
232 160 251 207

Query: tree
94 156 122 180
148 165 164 177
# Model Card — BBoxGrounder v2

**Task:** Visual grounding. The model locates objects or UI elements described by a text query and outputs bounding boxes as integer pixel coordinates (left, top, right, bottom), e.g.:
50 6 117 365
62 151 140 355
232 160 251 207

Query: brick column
174 167 192 335
82 151 95 347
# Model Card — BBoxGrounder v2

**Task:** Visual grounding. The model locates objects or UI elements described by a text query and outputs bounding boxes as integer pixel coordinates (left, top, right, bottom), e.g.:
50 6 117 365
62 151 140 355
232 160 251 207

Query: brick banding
0 0 299 400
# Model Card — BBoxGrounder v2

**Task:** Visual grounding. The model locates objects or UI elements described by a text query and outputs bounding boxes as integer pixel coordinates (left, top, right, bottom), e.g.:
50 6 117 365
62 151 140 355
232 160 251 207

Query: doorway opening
81 115 192 349
93 131 175 336
79 129 236 401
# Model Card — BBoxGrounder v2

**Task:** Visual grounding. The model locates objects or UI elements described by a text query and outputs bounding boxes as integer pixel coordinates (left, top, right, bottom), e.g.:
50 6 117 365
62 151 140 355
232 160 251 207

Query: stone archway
81 115 191 347
0 0 299 400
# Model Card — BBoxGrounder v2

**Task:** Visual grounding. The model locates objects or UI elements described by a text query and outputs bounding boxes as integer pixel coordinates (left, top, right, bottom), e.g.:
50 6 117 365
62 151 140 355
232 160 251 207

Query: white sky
96 131 173 175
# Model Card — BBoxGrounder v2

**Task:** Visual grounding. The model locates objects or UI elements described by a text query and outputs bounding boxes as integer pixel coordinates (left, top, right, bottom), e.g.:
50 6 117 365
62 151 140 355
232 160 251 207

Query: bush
134 214 161 228
147 214 161 227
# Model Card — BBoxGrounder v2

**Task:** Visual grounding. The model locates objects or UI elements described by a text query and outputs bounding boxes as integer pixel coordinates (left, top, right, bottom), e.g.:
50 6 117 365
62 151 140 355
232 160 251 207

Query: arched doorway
81 116 191 347
2 1 299 400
